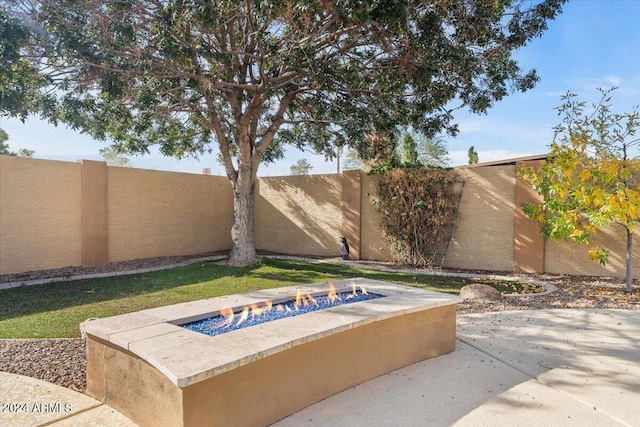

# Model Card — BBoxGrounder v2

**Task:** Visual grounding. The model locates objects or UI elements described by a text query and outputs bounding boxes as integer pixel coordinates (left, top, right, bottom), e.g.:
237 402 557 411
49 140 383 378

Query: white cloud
604 75 622 86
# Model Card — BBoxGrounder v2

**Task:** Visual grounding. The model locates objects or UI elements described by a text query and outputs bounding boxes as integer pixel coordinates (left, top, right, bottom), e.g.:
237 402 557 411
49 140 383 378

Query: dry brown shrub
373 168 461 267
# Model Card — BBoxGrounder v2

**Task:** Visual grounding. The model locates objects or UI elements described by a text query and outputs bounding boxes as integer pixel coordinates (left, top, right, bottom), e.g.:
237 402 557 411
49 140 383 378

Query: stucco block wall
545 226 640 278
0 158 233 275
360 173 388 260
255 175 343 256
0 156 82 274
255 172 388 260
443 165 516 272
2 156 638 280
108 167 233 262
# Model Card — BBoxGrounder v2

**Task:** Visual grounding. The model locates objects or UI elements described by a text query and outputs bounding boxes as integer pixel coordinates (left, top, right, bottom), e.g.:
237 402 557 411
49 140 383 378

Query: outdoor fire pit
81 278 461 427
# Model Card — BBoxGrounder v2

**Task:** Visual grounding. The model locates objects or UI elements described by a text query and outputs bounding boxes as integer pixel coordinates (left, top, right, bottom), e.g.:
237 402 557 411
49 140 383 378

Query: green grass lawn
0 258 529 339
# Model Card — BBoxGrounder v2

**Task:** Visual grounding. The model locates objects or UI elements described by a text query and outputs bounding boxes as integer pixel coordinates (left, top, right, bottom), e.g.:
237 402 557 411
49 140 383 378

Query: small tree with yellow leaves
519 88 639 292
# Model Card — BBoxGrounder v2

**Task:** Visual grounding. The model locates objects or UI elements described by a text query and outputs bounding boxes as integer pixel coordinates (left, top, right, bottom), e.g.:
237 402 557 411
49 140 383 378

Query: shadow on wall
444 165 517 272
358 173 387 261
255 175 344 257
545 225 640 279
107 167 233 262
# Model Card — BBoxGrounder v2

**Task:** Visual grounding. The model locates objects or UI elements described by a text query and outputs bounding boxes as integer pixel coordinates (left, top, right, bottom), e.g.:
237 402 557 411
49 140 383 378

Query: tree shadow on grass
0 258 466 320
0 258 469 337
0 261 256 321
252 258 469 293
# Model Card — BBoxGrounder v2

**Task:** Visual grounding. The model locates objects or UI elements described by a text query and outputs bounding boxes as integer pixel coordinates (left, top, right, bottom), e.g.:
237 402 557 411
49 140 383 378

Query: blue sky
1 0 639 176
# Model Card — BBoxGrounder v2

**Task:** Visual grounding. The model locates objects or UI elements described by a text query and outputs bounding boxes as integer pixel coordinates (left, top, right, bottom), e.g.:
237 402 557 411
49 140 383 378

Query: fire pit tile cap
129 329 211 361
81 312 164 341
109 322 187 350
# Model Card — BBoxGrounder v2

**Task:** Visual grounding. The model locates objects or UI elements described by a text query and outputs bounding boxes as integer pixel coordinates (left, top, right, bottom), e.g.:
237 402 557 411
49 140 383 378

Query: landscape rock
460 283 504 300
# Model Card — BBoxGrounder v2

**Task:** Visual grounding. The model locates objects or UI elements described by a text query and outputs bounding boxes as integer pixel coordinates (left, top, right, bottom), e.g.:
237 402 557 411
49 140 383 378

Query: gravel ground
1 254 638 394
0 339 86 393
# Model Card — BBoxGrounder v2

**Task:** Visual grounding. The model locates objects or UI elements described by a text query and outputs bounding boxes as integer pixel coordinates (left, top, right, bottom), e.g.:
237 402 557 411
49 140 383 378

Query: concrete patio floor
1 309 638 426
274 309 640 427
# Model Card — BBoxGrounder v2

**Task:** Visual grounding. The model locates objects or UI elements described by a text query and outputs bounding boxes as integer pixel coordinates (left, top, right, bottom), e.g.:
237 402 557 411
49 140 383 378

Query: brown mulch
0 254 638 394
456 274 640 313
0 251 228 284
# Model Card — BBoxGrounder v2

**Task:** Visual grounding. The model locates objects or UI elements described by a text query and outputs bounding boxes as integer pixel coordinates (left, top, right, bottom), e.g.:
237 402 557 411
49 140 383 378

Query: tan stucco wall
80 160 109 266
443 165 516 272
340 170 362 259
546 226 640 279
514 160 545 273
2 156 638 279
108 167 233 262
86 336 184 427
255 175 343 256
0 156 82 274
360 173 388 260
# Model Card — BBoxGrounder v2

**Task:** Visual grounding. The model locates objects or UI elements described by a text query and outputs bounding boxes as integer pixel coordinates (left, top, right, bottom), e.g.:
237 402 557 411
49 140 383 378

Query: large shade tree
2 0 565 265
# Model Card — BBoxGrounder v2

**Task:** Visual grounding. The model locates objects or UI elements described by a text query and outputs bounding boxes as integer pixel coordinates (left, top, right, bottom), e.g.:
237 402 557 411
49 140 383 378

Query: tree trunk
228 166 260 266
625 228 633 293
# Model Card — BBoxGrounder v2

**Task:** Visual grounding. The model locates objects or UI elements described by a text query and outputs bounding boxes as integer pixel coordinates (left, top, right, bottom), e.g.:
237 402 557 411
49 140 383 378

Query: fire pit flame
327 283 341 303
346 283 358 300
250 302 272 319
209 283 376 335
236 306 250 326
307 293 319 307
293 290 320 309
220 307 235 328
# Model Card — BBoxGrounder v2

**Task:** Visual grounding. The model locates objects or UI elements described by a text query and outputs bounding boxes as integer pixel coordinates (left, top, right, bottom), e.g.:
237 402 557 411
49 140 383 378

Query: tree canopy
100 147 131 167
398 131 449 168
0 8 53 120
468 146 479 164
1 0 566 264
290 158 313 175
